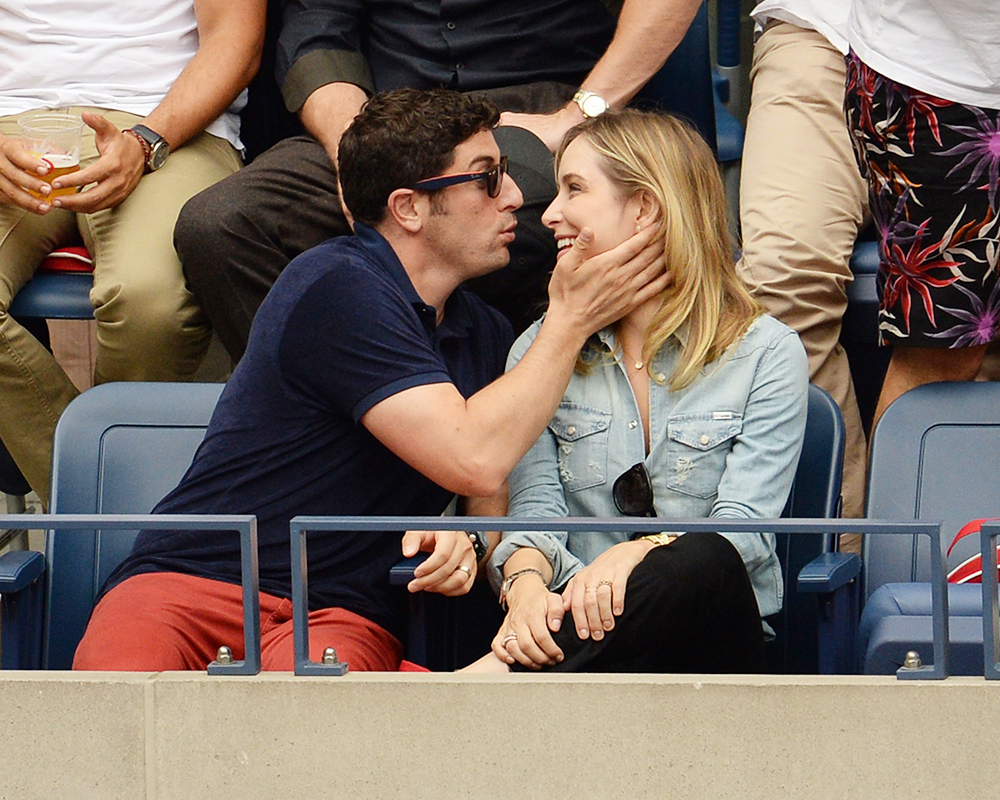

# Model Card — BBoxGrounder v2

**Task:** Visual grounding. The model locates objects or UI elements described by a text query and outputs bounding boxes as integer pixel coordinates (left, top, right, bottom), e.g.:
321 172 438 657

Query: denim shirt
488 313 808 621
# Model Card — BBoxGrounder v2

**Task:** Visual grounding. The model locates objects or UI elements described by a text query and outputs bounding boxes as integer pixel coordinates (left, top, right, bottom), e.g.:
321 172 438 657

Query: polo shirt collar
354 222 474 340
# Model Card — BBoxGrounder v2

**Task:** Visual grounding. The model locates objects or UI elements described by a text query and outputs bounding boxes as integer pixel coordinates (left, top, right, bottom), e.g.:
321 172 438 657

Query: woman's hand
492 573 565 669
562 539 656 640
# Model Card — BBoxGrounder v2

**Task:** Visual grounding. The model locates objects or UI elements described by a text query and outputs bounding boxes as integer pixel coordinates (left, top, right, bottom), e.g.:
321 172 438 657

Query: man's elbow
244 45 263 85
236 31 265 87
447 457 507 499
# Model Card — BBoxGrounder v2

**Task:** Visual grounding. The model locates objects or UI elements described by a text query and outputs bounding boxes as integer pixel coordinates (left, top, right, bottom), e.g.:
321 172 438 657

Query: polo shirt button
566 425 576 435
628 420 638 429
700 434 710 445
446 21 456 30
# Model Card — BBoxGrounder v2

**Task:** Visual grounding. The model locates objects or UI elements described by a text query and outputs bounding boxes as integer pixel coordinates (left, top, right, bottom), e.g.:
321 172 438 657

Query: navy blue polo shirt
105 224 513 640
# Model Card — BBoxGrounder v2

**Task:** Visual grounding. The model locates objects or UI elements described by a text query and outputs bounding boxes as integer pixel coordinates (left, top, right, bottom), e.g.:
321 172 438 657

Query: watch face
582 94 608 118
148 141 169 170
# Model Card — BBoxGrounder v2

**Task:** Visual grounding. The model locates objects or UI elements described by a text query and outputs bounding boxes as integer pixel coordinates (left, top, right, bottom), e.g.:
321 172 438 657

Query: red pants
73 572 403 671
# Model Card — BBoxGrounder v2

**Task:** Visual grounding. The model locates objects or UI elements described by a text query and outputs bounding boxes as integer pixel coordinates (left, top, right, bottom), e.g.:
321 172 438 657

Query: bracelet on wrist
499 567 547 611
121 128 151 170
465 530 488 561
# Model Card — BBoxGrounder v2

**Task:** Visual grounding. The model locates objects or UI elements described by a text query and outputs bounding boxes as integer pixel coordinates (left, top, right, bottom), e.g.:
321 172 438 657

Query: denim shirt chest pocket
548 403 612 493
664 412 743 499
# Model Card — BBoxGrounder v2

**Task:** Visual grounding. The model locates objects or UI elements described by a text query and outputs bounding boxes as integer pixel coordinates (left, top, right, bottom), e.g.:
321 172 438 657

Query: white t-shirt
751 0 850 55
849 0 1000 108
0 0 244 148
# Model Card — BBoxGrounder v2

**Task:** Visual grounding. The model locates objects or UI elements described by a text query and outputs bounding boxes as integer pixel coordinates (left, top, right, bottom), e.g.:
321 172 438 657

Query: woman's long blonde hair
558 109 763 390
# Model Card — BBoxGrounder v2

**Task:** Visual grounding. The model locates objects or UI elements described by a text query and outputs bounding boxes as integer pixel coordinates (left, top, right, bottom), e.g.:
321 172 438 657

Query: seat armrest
0 550 45 670
389 554 430 586
0 550 45 593
797 552 861 594
797 552 862 673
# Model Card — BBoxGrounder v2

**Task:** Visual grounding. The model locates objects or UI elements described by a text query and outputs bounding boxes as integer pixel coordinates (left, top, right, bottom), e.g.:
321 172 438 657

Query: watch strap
128 124 169 172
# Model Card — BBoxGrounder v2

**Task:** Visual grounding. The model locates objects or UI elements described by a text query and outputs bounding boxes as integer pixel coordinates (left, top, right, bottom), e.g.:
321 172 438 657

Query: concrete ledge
2 671 996 798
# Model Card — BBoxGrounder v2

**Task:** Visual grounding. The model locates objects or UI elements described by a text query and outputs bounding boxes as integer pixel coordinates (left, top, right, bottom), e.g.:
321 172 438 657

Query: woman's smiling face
542 136 645 259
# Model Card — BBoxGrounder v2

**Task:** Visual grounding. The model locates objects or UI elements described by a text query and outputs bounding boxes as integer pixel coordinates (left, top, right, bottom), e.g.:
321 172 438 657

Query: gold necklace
621 347 644 371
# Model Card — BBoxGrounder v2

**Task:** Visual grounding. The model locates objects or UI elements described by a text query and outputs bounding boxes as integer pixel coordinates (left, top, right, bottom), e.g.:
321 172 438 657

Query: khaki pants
0 107 242 504
738 23 870 522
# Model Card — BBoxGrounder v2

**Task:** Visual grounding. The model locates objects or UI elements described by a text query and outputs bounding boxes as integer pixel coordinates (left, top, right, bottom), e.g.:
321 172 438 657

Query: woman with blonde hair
467 110 809 673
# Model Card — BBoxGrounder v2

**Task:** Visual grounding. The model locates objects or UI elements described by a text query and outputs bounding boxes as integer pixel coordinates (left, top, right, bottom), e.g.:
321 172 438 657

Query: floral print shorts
845 52 1000 348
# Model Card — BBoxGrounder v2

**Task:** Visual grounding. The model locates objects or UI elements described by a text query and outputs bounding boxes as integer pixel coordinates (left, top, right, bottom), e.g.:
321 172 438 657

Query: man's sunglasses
612 462 656 517
410 155 508 198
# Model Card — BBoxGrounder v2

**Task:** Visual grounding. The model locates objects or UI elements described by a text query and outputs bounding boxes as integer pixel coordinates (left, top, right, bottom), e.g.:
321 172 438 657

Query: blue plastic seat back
766 384 845 673
632 2 718 156
865 381 1000 599
44 382 223 668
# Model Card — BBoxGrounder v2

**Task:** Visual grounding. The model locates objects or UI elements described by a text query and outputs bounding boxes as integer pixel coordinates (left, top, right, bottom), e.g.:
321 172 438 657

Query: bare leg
873 344 988 428
459 652 512 674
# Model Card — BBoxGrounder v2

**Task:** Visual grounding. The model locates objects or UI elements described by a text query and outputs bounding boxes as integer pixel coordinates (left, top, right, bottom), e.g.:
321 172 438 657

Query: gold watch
639 533 677 547
572 89 610 118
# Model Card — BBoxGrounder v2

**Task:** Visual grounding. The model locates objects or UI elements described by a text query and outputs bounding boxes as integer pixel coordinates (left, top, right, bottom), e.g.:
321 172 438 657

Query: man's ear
386 188 424 233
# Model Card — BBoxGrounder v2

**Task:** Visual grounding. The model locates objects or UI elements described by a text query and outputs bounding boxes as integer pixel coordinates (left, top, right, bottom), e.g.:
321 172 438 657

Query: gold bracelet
639 533 677 547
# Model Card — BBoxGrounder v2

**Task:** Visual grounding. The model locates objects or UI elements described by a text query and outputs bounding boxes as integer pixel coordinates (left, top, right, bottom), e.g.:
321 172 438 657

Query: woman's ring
456 564 472 577
502 633 518 646
598 579 613 587
585 585 597 592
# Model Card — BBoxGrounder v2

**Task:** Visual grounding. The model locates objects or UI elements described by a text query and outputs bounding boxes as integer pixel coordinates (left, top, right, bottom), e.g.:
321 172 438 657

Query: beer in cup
18 112 84 199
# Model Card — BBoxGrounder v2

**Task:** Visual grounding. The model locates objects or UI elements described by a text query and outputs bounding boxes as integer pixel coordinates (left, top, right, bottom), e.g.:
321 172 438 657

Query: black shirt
278 0 620 111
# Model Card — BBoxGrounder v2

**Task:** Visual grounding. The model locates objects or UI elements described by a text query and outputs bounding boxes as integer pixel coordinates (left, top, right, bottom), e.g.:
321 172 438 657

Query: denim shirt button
566 425 576 435
628 420 638 429
700 434 710 445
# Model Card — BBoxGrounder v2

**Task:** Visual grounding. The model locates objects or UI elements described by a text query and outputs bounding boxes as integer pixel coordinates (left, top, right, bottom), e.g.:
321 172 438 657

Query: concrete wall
1 671 994 799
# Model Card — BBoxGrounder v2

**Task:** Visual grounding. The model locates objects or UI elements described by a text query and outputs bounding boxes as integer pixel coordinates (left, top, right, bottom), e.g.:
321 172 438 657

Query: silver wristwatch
128 124 170 172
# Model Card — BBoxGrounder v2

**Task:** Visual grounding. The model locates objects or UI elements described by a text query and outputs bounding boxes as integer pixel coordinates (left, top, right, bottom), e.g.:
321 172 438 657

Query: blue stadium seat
0 382 226 669
1 247 96 551
808 381 1000 675
767 384 845 674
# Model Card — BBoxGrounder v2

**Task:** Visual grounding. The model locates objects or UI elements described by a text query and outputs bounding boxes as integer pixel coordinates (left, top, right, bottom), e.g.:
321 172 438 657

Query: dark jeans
512 532 769 673
176 85 571 361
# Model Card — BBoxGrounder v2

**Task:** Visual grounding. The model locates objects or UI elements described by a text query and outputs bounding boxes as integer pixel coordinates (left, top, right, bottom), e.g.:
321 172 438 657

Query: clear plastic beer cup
18 111 84 199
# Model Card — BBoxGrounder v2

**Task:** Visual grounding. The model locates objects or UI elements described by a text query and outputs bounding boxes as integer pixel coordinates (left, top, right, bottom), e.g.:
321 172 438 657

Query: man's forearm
463 486 509 564
500 0 702 150
362 226 666 498
298 82 368 164
140 0 265 150
579 0 702 108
